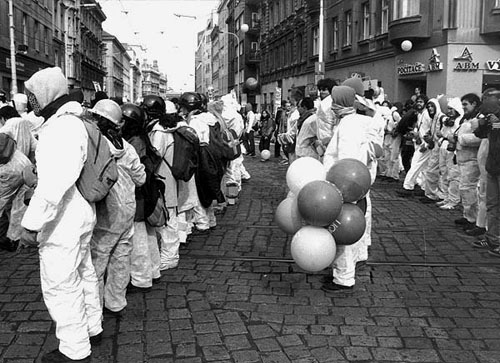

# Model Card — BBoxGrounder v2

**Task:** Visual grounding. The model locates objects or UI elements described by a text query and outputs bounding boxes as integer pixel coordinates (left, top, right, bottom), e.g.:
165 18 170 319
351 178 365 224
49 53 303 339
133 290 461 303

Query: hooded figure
219 93 250 194
21 67 102 363
437 96 464 210
88 99 146 315
322 86 372 292
421 98 446 203
0 133 31 252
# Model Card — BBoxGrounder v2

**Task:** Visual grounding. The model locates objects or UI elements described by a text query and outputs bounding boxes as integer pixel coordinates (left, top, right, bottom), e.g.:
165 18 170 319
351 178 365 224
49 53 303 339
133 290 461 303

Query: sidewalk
1 152 500 363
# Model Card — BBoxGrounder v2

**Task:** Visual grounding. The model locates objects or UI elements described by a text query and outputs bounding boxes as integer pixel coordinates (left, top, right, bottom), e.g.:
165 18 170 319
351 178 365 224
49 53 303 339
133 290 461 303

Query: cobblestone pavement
1 150 500 362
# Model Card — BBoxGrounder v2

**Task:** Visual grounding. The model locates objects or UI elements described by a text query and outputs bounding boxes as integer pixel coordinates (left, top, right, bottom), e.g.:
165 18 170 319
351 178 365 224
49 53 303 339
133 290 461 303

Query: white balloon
261 149 271 160
286 157 326 194
401 40 413 52
291 226 337 272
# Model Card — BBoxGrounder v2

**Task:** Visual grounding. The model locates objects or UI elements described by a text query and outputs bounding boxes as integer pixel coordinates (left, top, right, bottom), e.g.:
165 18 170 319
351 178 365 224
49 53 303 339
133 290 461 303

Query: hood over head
426 98 442 118
25 67 68 111
331 86 356 108
447 97 464 117
341 77 364 96
0 132 16 164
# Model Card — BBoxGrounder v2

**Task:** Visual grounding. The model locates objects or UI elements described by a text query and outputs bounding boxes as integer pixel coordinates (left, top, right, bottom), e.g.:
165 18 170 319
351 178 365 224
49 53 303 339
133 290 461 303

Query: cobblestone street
1 151 500 363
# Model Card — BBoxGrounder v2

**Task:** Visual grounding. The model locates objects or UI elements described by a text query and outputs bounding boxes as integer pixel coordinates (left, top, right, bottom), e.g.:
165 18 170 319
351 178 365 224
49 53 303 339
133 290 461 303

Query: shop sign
453 47 479 71
428 48 443 72
6 58 25 72
486 59 500 72
397 62 425 76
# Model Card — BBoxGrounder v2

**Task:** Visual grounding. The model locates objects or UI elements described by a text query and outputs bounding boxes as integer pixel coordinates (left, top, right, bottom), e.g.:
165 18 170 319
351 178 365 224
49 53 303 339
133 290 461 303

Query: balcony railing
247 50 261 63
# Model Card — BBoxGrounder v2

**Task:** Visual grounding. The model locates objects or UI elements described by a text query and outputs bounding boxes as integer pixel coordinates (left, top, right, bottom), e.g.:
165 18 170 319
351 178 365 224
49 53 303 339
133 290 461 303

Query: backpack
215 120 241 162
75 115 118 203
141 137 168 226
164 126 200 182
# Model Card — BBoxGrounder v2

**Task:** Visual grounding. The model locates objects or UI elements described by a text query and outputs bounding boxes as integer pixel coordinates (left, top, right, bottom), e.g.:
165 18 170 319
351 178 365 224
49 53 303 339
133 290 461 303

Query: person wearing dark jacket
473 89 500 255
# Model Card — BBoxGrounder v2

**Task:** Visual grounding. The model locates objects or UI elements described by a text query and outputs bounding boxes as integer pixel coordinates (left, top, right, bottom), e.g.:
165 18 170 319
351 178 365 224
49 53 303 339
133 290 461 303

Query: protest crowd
0 67 499 362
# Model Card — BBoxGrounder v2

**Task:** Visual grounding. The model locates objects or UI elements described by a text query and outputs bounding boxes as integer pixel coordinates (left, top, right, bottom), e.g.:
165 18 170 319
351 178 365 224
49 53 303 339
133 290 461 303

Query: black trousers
242 131 255 155
401 144 415 172
259 136 271 152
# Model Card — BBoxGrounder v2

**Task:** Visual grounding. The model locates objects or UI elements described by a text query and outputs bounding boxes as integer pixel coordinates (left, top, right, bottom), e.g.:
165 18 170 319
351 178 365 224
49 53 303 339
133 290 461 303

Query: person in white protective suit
11 92 45 136
149 100 182 270
120 103 162 289
437 97 463 210
88 99 146 315
315 78 338 150
220 92 250 191
420 98 446 203
180 93 223 232
21 67 102 363
0 132 32 252
322 86 373 292
0 105 37 250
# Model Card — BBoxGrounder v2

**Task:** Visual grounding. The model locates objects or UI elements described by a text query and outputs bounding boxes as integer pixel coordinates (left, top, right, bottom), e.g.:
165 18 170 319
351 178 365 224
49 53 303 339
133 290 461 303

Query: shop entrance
483 74 500 92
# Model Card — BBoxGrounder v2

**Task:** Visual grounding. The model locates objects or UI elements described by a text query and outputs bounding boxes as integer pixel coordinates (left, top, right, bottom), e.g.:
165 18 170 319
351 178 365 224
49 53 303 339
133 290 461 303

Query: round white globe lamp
401 40 413 52
240 24 249 33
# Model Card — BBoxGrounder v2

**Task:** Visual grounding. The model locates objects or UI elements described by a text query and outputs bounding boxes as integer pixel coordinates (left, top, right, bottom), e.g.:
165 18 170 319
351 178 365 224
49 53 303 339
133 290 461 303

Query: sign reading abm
453 47 479 72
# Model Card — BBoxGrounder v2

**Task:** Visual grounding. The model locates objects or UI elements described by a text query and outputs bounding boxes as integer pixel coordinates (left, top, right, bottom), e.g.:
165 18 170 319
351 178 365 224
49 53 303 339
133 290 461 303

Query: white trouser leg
193 205 210 230
157 208 180 270
40 228 101 360
403 148 431 190
104 226 133 312
130 222 154 288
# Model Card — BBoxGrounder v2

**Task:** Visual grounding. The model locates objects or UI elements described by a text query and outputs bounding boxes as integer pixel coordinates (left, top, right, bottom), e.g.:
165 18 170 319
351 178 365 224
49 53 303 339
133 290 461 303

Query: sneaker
241 177 251 183
465 226 487 236
159 262 179 271
436 200 448 207
439 203 456 210
321 282 353 292
396 189 414 197
488 247 500 257
472 237 494 249
414 186 426 197
127 284 151 293
279 159 289 165
42 349 90 363
454 217 470 225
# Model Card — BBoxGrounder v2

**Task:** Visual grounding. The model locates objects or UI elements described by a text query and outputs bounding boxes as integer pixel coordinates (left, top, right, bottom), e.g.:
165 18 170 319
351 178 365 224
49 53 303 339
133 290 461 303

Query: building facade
141 59 161 96
79 0 107 102
259 0 500 107
0 0 54 94
102 31 128 100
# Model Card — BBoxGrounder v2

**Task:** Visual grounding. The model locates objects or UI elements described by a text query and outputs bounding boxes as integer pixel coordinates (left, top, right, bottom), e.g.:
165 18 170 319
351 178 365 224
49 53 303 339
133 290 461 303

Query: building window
22 13 28 46
44 26 49 54
345 11 352 46
381 0 389 33
495 0 500 8
361 2 370 40
391 0 419 20
251 12 259 28
312 26 319 55
297 33 303 61
288 39 293 64
34 21 40 51
444 0 457 28
280 0 285 21
269 5 274 27
332 17 339 50
239 40 244 56
280 43 285 67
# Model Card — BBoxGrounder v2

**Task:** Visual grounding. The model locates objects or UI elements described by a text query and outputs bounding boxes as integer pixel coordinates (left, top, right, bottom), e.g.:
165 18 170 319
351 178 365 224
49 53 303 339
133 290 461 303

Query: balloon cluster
275 157 371 272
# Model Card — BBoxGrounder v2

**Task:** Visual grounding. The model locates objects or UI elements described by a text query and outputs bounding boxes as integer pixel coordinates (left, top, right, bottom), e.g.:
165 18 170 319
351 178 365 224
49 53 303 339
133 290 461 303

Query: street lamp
219 23 248 102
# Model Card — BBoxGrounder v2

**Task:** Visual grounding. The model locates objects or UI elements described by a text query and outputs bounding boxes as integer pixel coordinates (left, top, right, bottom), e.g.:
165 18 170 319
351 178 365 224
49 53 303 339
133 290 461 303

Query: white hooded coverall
21 101 102 360
90 139 145 312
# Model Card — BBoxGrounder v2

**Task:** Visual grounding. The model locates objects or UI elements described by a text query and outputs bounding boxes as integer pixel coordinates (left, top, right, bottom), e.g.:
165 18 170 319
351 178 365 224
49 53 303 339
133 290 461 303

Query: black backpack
138 136 168 226
165 126 200 182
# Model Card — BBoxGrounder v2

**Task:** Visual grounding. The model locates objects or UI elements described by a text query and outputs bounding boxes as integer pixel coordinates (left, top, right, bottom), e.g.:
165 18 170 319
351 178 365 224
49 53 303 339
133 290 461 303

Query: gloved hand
19 229 38 249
